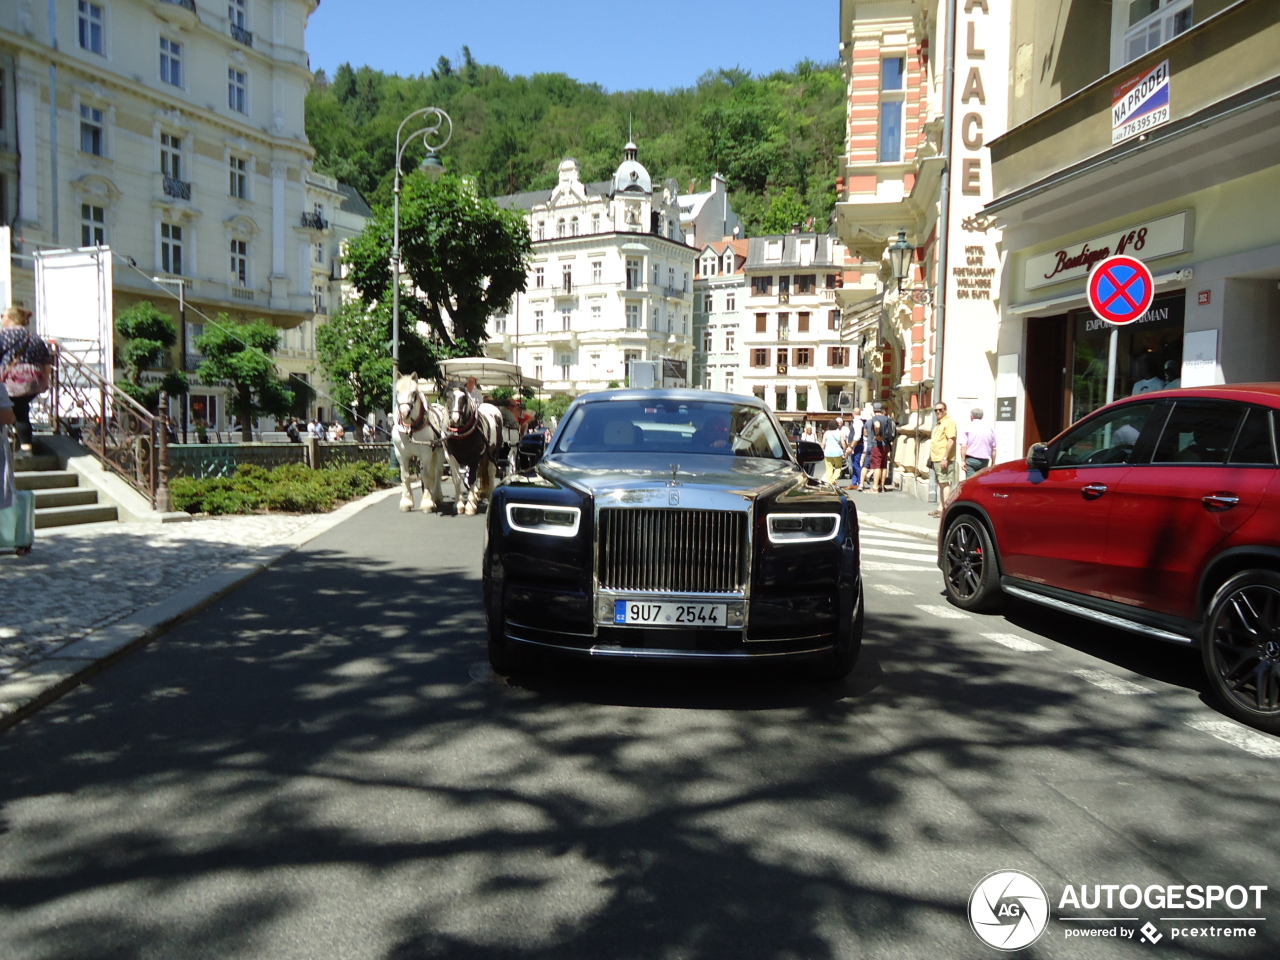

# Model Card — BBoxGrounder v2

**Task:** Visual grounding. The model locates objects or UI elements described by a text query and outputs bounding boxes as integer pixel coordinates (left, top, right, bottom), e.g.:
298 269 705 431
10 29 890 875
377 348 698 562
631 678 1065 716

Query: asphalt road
0 498 1277 960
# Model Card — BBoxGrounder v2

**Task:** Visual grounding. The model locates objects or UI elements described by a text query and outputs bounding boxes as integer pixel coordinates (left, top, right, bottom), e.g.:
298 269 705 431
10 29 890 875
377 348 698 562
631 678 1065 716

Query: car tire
1201 569 1280 735
941 515 1001 612
806 586 864 682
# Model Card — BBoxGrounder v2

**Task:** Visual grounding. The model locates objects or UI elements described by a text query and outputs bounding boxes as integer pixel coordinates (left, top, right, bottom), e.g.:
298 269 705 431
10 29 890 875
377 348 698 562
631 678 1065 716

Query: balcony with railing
230 23 253 46
300 211 329 230
163 175 191 201
154 0 198 27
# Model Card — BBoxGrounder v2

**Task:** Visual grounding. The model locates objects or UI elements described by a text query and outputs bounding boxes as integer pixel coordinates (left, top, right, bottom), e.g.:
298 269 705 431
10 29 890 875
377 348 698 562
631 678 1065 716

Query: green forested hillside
305 51 846 237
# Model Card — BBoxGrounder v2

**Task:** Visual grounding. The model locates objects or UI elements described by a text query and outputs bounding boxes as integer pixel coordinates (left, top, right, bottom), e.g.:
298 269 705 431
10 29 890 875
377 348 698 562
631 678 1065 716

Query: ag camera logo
969 870 1050 951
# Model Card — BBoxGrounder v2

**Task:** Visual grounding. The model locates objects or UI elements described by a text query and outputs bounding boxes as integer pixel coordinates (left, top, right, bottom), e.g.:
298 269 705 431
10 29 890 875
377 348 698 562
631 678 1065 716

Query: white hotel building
488 143 697 394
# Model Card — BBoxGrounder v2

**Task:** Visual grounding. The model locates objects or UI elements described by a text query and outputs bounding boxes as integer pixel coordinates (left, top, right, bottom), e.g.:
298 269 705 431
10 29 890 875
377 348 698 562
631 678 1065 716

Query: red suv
938 384 1280 733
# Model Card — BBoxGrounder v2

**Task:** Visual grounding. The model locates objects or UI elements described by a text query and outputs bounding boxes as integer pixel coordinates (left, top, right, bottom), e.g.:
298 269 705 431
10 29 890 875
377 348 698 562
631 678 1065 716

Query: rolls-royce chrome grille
598 508 748 594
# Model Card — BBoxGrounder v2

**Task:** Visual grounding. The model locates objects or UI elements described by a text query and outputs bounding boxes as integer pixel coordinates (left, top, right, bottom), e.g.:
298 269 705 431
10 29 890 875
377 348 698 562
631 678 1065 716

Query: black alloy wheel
1202 570 1280 734
941 516 1001 612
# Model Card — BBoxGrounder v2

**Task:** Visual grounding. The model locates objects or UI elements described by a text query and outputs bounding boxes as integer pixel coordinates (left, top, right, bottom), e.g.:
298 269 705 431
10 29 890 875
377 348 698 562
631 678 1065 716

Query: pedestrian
844 411 864 489
464 376 484 410
928 401 958 519
867 418 888 492
286 418 301 443
0 305 54 456
821 420 845 485
0 380 15 509
868 401 898 488
959 407 997 477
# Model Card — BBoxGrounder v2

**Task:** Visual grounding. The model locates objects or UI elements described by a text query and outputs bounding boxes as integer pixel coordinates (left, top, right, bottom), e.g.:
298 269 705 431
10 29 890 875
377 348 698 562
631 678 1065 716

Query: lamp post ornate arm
390 107 452 381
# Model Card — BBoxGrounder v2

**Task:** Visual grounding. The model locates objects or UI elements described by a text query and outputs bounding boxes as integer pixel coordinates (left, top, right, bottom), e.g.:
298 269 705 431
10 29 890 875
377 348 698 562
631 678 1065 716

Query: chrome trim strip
1002 584 1196 645
509 636 837 660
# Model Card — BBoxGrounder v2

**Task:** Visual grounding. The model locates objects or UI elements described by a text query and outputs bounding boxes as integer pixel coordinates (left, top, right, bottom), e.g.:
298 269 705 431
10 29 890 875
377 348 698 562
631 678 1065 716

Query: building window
703 330 713 352
557 218 565 237
534 363 543 381
314 241 325 265
626 258 640 289
494 315 507 334
79 104 104 156
828 309 840 331
534 310 544 333
160 133 182 180
726 292 736 311
591 260 602 284
561 264 572 291
794 347 812 367
626 303 641 329
591 304 601 324
828 346 850 367
668 266 675 290
1124 0 1193 63
701 255 715 276
160 222 184 275
724 369 734 393
752 276 773 296
229 0 247 30
78 1 104 55
797 312 810 332
557 353 572 379
228 67 247 113
725 329 735 352
160 37 183 87
570 216 579 236
796 274 815 293
796 387 808 411
535 266 544 288
229 155 247 198
652 263 660 284
751 348 769 367
765 240 782 261
537 221 545 240
755 312 767 333
591 213 600 233
683 272 690 292
879 57 906 162
778 312 790 335
723 254 734 274
561 308 571 331
230 239 248 286
81 204 105 246
702 292 714 313
776 389 788 412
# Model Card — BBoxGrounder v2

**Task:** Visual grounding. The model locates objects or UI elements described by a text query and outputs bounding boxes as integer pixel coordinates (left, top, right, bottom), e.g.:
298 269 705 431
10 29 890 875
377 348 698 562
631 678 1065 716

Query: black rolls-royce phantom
483 390 863 680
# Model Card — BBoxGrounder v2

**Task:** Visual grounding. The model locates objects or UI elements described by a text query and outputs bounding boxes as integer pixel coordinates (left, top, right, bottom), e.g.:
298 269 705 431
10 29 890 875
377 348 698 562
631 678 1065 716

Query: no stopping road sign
1087 255 1155 325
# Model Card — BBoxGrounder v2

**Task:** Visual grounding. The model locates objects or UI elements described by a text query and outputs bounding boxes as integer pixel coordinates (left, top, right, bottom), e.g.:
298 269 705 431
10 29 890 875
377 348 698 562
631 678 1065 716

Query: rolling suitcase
0 489 35 555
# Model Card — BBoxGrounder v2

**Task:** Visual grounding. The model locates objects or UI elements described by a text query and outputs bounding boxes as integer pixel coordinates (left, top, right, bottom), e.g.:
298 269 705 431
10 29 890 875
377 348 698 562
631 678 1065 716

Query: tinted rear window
1229 408 1278 465
1151 402 1243 464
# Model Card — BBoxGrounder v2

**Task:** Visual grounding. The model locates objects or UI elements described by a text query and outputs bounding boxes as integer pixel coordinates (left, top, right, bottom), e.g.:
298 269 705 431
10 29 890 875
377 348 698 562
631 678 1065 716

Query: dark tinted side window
1228 408 1278 466
1151 401 1244 464
1052 402 1158 467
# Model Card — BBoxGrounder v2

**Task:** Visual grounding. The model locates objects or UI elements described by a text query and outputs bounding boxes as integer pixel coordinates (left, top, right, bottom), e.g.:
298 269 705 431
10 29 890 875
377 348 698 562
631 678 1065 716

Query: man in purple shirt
959 407 997 478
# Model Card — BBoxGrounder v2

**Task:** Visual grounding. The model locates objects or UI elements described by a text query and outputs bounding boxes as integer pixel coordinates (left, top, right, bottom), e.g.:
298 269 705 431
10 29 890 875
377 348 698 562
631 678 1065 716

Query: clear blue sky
307 0 840 93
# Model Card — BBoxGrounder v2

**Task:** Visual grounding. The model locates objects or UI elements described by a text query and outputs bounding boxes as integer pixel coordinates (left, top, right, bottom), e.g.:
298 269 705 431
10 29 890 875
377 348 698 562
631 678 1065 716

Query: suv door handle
1081 484 1108 499
1203 493 1240 511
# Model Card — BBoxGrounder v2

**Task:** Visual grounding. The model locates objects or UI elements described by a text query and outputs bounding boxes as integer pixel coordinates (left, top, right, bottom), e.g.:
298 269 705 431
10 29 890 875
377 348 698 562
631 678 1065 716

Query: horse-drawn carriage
391 357 541 516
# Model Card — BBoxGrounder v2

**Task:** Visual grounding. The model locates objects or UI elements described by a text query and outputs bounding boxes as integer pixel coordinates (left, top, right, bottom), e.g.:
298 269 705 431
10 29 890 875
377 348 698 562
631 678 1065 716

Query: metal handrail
46 350 169 510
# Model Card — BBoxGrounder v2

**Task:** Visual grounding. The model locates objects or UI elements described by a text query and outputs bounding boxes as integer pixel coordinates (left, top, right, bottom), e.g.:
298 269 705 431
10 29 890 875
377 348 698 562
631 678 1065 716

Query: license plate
614 600 727 627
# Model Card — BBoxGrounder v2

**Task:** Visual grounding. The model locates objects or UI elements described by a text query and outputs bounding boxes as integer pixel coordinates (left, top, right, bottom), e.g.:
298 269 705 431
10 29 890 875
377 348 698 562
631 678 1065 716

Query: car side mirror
518 434 547 469
1026 442 1050 470
795 440 825 465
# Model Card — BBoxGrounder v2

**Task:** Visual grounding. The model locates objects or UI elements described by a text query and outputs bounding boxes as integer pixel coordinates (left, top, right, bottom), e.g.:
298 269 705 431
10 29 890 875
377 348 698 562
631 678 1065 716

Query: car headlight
506 503 582 537
766 513 840 544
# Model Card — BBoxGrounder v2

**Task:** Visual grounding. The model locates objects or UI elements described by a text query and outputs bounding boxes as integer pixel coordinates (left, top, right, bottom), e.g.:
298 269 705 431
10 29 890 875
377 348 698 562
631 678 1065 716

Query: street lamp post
390 107 452 390
152 275 188 442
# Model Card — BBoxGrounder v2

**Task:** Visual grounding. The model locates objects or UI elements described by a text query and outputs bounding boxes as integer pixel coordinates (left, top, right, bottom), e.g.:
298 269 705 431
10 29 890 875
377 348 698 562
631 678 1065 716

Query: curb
0 487 400 734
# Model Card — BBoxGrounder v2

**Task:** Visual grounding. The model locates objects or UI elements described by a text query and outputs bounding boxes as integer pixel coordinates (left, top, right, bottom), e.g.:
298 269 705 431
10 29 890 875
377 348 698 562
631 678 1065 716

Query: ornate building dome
612 141 652 195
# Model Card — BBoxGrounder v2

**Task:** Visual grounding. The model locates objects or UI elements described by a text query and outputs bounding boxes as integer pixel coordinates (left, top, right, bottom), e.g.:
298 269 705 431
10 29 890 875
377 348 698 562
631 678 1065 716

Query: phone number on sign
1114 105 1169 144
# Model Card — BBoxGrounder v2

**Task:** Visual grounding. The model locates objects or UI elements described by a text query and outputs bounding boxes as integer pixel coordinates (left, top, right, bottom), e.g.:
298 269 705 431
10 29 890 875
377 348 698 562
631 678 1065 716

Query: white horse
443 384 504 516
391 374 459 513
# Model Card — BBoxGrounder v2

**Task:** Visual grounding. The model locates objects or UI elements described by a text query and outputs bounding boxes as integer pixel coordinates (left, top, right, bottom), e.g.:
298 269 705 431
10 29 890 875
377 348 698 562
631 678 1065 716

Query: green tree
315 299 435 417
344 172 531 364
114 300 187 413
194 315 295 442
758 186 811 235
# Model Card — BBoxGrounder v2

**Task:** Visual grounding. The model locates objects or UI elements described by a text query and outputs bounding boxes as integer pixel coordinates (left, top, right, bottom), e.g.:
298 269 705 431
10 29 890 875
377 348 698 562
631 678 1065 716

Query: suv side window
1052 402 1158 467
1229 407 1278 466
1151 401 1244 464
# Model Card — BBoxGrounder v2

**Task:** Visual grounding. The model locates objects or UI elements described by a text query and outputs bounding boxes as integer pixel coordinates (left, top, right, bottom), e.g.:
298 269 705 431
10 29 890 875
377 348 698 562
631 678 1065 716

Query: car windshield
553 398 790 459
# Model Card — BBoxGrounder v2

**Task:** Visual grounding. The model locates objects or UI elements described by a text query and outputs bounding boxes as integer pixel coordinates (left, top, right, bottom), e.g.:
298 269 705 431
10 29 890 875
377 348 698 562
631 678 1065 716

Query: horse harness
398 393 444 449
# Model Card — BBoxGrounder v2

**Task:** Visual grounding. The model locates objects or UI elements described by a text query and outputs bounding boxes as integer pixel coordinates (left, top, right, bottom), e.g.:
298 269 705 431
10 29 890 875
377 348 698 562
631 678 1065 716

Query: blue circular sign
1087 255 1155 325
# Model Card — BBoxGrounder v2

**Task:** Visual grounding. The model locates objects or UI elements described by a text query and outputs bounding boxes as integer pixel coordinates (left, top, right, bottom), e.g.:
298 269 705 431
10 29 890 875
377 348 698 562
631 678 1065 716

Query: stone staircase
14 449 119 529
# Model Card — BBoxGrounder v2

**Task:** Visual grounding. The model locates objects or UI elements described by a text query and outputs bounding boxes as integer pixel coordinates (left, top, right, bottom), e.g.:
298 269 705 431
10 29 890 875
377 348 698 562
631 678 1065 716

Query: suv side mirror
795 440 825 465
518 434 547 469
1026 442 1050 470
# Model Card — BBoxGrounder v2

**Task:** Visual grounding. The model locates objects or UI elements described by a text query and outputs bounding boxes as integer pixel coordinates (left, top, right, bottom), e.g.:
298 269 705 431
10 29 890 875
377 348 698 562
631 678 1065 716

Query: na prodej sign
1113 59 1170 145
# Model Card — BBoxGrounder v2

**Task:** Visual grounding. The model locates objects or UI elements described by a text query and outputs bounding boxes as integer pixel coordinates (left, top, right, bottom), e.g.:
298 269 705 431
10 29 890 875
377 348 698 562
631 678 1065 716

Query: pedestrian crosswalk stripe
1186 718 1280 758
863 561 936 572
861 538 936 553
916 604 970 620
1073 668 1153 695
872 584 912 596
861 547 935 562
981 632 1049 652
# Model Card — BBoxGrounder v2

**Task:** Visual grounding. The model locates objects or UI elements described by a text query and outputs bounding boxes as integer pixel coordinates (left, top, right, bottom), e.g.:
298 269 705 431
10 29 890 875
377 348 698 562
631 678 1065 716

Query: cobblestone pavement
0 514 325 680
